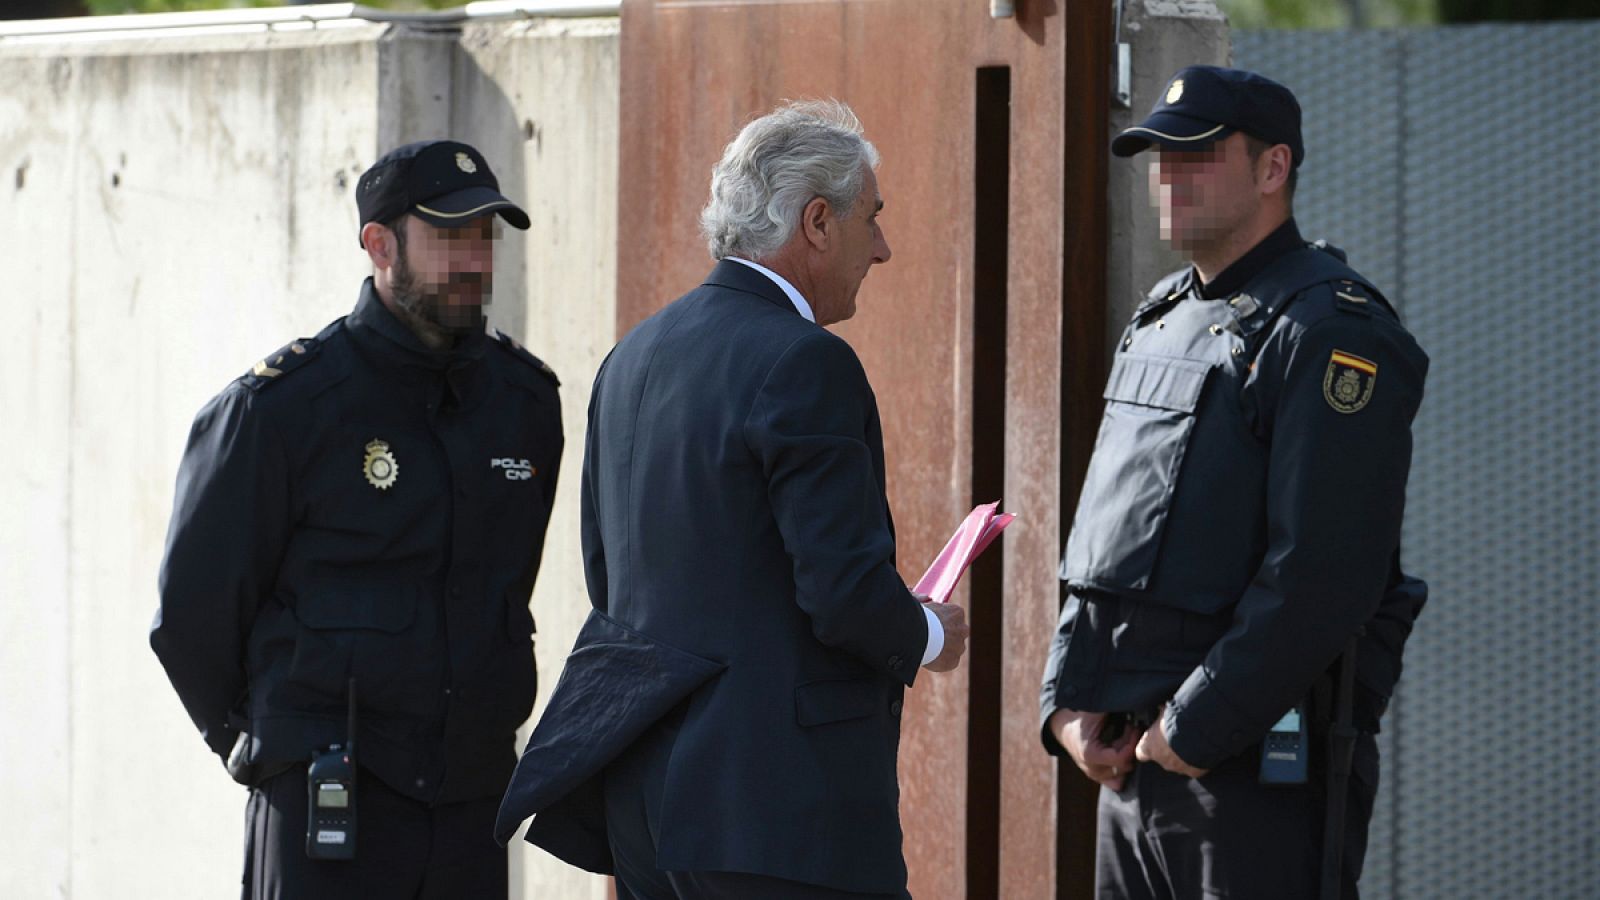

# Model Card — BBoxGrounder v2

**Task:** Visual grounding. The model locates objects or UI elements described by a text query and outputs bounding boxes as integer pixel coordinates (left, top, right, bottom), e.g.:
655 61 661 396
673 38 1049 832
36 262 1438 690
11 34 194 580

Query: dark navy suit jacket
496 260 930 894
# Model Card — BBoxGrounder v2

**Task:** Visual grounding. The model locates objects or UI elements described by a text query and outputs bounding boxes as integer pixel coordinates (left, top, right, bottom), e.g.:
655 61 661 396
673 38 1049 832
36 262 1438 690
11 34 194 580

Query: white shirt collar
726 257 815 324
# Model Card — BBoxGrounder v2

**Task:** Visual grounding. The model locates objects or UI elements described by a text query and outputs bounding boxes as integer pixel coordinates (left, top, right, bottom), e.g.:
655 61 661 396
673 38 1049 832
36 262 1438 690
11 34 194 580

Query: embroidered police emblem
455 152 477 174
1323 350 1377 414
363 439 398 490
1166 78 1185 104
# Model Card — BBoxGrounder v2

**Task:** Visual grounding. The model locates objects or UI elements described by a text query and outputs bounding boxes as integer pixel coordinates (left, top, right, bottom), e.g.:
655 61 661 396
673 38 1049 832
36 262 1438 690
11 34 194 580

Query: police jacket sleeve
151 384 290 761
1355 565 1428 728
1165 310 1427 770
1037 589 1079 756
744 332 929 685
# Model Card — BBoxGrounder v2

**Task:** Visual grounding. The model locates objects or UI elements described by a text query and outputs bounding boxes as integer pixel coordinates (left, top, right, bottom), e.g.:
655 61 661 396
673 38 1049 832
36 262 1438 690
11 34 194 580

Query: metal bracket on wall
1115 42 1132 108
1113 0 1132 108
991 0 1016 18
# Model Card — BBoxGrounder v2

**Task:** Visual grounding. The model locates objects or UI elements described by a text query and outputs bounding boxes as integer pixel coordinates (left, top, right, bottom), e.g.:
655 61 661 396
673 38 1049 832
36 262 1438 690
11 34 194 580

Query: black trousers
603 713 909 900
242 765 506 900
1095 733 1378 900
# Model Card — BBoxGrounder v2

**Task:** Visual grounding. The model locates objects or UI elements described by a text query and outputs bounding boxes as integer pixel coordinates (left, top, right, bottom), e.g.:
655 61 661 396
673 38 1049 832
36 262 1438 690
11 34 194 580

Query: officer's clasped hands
1050 709 1140 792
1134 706 1209 780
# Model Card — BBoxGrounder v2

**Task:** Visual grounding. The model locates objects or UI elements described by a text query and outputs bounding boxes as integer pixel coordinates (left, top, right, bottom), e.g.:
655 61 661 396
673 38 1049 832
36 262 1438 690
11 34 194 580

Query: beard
390 252 492 338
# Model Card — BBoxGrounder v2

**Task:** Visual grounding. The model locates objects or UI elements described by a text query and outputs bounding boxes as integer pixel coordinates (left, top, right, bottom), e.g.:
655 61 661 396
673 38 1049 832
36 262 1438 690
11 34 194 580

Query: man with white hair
495 100 968 898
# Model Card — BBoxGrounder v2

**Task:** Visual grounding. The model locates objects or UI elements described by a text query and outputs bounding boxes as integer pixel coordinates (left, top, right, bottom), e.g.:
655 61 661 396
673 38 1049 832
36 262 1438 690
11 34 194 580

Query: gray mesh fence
1235 22 1600 900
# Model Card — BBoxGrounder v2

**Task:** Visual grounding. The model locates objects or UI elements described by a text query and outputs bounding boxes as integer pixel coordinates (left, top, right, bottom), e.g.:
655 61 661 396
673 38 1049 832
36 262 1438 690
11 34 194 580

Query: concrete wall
451 17 619 900
0 15 616 899
1106 0 1229 350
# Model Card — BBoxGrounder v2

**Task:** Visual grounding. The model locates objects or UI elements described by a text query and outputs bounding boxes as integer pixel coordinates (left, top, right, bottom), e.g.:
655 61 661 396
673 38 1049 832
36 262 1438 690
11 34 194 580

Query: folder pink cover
913 501 1016 604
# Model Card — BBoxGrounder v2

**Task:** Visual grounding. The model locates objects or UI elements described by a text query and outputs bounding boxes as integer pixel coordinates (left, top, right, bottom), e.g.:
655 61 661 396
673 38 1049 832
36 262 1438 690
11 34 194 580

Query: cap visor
1111 112 1234 157
412 185 531 231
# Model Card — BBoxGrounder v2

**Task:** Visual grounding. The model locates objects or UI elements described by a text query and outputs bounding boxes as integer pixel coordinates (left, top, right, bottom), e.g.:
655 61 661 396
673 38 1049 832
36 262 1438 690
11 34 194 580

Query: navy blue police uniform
1039 68 1431 899
152 141 560 899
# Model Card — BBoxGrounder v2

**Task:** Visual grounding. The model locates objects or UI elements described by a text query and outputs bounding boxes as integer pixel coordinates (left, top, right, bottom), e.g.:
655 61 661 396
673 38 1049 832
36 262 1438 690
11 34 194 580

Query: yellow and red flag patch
1324 350 1377 413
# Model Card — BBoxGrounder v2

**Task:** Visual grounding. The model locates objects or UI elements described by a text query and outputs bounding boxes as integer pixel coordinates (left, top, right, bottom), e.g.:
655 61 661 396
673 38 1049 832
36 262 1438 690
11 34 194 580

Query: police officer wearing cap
152 140 562 898
1039 67 1430 898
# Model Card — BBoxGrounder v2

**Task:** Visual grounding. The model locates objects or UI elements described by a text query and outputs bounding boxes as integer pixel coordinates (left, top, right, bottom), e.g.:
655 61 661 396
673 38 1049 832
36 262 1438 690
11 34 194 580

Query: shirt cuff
919 604 945 666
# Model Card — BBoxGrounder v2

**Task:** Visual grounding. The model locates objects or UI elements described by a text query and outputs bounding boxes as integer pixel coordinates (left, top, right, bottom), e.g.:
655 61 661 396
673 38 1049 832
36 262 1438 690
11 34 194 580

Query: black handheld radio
306 678 358 860
1259 704 1310 785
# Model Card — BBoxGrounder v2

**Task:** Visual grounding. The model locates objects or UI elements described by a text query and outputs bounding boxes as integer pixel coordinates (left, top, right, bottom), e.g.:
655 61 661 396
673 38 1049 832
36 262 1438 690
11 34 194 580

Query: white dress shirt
726 257 945 667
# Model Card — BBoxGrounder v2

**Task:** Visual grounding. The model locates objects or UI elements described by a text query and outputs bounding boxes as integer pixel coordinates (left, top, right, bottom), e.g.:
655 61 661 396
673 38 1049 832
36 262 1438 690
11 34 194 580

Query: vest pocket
1062 353 1214 591
284 585 422 711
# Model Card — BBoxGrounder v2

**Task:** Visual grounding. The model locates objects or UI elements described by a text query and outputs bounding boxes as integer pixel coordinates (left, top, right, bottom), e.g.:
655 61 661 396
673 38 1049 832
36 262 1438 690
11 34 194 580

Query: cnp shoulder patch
241 337 320 391
1324 349 1377 414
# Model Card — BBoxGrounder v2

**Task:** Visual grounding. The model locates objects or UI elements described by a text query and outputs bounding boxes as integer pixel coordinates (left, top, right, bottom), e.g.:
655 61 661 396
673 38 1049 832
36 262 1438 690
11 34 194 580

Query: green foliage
87 0 278 12
1216 0 1439 29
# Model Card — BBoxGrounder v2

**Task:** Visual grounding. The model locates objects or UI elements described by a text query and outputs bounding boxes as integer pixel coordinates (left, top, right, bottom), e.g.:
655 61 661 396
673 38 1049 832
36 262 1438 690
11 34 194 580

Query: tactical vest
1059 245 1388 613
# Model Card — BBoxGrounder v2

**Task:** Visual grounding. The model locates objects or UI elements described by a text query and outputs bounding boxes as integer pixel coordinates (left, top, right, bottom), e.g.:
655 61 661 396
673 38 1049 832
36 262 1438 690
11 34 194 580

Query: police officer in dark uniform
152 140 563 898
1039 67 1430 899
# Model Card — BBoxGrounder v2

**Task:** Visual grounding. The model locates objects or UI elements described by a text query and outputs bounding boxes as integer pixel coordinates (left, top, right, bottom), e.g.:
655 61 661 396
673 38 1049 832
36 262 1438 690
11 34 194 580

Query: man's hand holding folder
912 501 1014 671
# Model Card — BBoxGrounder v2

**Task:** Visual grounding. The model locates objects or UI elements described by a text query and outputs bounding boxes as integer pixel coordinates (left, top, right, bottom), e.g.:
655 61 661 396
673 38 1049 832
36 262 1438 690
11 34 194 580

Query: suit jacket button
887 655 903 670
890 700 903 717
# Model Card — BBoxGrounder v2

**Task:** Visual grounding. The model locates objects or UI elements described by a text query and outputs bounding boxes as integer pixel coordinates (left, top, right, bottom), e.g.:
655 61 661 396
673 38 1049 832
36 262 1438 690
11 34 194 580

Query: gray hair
699 99 880 262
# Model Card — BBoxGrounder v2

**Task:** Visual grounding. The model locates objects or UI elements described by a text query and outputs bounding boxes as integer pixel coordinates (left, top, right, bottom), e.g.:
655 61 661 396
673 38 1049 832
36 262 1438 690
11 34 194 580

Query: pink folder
913 501 1016 604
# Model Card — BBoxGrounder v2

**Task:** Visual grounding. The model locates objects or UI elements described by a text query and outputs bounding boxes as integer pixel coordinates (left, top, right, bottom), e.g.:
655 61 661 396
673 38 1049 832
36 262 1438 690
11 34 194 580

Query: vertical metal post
1113 0 1131 108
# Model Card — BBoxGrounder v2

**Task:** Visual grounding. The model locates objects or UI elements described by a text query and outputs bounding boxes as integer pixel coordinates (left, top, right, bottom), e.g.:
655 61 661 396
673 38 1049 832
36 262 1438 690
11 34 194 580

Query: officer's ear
361 221 401 271
1257 143 1294 198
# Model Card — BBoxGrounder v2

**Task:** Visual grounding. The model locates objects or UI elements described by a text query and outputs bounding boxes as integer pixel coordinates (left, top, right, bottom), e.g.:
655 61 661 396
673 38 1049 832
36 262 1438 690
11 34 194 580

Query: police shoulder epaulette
494 330 560 388
241 336 322 391
1331 279 1375 317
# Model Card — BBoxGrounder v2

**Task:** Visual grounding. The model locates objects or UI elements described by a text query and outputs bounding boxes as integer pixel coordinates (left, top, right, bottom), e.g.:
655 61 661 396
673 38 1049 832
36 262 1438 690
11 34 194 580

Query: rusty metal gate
614 1 1112 896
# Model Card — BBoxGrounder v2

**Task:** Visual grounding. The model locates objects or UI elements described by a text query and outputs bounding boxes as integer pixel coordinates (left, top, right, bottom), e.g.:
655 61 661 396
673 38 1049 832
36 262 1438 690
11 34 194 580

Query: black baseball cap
355 140 530 246
1111 66 1304 168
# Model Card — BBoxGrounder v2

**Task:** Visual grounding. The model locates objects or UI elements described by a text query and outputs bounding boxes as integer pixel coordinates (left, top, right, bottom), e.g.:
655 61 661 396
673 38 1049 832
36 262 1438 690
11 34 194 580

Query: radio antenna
345 677 357 756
